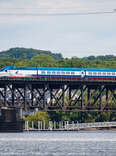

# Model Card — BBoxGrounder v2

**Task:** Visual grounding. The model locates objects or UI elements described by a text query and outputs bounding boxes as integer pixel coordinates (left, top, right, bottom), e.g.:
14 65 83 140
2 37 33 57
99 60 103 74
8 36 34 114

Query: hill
0 48 63 61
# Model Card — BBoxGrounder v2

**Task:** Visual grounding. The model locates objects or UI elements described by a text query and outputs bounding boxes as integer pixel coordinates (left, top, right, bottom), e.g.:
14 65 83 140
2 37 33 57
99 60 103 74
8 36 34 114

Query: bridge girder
0 79 116 112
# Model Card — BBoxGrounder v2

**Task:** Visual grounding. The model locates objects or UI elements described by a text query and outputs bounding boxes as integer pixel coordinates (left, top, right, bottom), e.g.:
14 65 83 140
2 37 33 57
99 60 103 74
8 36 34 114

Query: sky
0 0 116 58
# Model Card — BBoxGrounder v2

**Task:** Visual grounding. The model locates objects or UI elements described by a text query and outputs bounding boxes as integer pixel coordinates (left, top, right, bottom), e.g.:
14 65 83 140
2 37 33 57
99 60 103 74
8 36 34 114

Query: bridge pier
0 107 23 132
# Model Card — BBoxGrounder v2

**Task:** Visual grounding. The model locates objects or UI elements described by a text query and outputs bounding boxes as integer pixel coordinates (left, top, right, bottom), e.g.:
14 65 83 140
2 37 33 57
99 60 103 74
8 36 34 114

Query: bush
24 112 50 128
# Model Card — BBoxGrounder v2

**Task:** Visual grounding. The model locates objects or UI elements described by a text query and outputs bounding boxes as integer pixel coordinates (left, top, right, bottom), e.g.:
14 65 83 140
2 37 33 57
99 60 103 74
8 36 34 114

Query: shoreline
24 127 116 132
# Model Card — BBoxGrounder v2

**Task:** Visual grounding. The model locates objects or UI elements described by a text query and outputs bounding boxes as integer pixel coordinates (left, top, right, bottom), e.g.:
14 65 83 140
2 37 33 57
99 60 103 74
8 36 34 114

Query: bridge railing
24 120 116 131
66 121 116 129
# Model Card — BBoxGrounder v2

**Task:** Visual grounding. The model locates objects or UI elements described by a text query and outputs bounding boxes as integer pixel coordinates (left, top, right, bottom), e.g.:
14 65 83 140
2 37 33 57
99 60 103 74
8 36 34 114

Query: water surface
0 130 116 156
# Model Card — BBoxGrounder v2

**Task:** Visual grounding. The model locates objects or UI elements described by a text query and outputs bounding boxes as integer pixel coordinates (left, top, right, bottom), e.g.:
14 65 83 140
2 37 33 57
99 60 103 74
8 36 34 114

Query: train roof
1 66 116 72
85 68 116 72
0 66 83 71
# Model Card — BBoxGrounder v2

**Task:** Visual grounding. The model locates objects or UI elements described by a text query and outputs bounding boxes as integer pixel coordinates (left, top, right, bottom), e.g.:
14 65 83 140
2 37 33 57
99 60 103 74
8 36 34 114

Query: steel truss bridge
0 78 116 112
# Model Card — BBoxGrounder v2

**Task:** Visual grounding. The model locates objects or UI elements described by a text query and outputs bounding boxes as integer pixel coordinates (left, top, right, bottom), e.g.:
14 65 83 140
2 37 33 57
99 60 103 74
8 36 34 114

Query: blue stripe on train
32 74 81 77
32 75 116 78
86 76 116 78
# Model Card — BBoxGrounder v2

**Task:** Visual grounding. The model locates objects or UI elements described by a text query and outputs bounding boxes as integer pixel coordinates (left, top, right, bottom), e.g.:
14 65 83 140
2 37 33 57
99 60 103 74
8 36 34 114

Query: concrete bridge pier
0 107 24 132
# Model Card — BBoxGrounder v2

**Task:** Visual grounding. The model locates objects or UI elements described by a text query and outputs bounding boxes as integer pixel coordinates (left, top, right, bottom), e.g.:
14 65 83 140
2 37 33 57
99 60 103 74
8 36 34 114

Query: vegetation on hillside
1 53 116 69
0 47 63 60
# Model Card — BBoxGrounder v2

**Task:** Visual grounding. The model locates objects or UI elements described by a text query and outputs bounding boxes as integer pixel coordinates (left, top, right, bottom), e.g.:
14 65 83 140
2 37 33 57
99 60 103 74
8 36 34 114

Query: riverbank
24 121 116 132
24 127 116 132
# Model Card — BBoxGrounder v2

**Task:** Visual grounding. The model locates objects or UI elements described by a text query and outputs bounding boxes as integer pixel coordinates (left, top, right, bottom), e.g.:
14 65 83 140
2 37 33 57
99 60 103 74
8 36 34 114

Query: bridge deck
1 77 116 82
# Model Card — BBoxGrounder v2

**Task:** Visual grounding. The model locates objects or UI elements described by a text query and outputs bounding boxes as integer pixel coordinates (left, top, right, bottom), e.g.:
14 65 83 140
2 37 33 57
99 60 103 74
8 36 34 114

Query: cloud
0 0 115 11
0 0 116 57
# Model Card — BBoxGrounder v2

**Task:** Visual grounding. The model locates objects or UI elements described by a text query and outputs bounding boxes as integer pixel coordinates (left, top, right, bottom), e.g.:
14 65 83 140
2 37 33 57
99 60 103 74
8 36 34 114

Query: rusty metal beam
0 80 116 112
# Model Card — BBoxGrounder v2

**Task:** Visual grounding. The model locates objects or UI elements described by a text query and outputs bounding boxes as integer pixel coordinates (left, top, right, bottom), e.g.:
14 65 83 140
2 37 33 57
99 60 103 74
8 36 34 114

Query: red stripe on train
10 76 81 80
10 76 116 81
88 77 116 80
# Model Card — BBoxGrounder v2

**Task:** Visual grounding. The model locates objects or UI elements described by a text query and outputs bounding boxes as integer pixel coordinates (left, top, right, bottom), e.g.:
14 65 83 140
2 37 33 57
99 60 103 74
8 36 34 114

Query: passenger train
0 66 116 80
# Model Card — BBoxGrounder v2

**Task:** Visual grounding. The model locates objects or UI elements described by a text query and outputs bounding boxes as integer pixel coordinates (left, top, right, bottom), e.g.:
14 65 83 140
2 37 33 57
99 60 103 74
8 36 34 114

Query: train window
71 72 75 75
66 72 70 75
103 72 106 75
61 72 65 75
112 72 115 75
93 72 97 75
88 72 92 75
52 71 56 74
107 72 111 76
41 71 46 74
98 72 101 75
47 71 51 74
57 71 60 75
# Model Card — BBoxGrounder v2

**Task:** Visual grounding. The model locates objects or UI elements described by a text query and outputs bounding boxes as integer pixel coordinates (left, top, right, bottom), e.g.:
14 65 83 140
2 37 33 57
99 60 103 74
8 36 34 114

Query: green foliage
0 47 63 61
84 55 116 61
30 54 56 67
24 112 50 128
1 47 116 69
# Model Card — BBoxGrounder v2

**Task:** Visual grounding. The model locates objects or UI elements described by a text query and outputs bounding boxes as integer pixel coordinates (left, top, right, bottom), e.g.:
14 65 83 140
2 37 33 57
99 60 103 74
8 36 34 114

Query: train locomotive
0 66 116 81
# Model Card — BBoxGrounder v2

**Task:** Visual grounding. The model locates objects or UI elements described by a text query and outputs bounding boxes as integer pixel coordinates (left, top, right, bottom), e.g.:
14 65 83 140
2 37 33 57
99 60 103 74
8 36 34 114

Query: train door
81 70 86 79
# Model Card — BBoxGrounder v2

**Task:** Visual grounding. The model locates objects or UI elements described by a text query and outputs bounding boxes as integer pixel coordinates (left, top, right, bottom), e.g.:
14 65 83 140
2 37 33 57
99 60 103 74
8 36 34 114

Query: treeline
0 48 116 61
0 48 116 69
84 55 116 61
0 54 116 69
24 111 116 126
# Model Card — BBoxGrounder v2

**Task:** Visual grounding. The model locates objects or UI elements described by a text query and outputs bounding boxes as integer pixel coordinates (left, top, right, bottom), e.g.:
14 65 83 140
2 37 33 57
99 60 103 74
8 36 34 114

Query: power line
0 7 87 10
0 11 116 16
0 5 115 10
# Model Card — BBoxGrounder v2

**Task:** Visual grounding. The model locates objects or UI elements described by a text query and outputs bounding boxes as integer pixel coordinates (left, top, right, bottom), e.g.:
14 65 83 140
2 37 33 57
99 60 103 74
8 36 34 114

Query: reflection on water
0 131 116 156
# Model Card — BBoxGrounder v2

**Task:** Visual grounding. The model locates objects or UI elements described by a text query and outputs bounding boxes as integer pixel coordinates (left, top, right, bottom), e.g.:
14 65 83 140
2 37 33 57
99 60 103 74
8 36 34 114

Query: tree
31 54 55 66
24 112 50 128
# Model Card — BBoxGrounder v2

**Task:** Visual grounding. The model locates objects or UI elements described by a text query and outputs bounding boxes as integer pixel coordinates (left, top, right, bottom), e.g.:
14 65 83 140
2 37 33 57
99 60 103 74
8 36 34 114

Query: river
0 130 116 156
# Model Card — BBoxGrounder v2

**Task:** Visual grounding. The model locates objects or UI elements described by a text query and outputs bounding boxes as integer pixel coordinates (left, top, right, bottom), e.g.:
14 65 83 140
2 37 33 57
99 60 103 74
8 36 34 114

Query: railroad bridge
0 78 116 112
